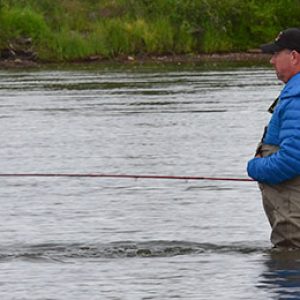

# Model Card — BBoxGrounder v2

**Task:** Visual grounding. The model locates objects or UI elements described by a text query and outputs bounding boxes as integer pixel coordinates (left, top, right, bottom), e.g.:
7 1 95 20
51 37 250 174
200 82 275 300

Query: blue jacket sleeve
247 99 300 184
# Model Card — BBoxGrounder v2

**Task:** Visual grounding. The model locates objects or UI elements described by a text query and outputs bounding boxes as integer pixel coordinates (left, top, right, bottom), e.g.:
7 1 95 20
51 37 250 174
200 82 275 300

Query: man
247 28 300 248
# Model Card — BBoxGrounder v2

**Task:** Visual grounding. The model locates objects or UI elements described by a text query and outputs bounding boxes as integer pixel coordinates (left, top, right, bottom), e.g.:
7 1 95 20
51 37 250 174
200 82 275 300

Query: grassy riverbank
0 0 300 62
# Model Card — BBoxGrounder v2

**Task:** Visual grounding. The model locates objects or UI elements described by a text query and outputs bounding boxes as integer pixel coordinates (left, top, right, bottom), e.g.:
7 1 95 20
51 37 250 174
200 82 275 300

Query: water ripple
0 240 269 262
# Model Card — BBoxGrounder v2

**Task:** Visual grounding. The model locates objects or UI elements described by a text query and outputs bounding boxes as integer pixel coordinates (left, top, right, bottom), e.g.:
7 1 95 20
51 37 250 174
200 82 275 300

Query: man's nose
270 55 275 65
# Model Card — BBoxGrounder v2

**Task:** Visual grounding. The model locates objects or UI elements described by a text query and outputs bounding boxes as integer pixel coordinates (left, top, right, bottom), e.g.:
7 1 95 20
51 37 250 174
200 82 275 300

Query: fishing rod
0 173 254 182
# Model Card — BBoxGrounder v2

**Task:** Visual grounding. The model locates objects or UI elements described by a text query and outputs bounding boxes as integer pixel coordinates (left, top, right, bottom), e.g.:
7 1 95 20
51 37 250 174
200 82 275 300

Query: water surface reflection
260 250 300 299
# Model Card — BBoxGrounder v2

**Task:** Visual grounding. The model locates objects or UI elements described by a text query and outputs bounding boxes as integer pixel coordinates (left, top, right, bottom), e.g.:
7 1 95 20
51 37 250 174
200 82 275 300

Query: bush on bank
0 0 299 61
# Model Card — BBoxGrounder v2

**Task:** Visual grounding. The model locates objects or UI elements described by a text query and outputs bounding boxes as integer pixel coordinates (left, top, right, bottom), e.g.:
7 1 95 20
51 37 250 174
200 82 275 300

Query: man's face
270 49 294 83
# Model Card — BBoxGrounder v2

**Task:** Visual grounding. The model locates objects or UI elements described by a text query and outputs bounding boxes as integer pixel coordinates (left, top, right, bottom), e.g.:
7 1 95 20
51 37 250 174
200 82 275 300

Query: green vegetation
0 0 299 61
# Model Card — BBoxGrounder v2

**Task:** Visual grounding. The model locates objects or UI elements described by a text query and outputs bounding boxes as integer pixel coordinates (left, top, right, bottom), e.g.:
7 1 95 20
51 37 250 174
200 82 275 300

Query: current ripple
0 240 268 262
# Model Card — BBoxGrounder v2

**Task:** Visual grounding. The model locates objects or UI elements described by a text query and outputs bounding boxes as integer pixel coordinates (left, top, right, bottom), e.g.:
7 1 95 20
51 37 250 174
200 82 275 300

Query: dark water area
0 63 298 299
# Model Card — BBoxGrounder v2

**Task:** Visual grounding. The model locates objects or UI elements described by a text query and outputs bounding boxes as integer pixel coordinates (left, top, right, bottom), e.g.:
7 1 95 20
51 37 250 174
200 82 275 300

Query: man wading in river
247 28 300 248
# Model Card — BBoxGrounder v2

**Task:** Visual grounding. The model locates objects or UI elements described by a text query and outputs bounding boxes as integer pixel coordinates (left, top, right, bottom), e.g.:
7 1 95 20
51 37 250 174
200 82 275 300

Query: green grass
0 6 51 46
0 0 300 61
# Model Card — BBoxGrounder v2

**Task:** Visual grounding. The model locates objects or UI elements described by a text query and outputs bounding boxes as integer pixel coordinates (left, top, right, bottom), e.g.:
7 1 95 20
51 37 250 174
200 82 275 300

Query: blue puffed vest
247 72 300 184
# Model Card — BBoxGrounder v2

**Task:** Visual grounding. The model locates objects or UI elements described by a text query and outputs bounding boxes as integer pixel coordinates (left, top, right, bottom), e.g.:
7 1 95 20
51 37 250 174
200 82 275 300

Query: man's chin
276 72 286 83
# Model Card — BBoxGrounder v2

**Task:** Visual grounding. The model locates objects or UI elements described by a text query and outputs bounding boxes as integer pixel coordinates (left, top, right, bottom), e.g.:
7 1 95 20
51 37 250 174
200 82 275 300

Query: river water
0 63 299 299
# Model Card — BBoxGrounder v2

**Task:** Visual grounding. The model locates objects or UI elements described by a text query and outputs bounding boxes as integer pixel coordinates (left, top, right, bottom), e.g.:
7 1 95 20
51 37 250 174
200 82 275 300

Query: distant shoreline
0 52 270 69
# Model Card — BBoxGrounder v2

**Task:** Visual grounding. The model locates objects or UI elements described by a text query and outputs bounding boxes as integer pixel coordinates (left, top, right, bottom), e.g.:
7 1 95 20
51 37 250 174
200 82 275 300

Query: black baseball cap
260 28 300 53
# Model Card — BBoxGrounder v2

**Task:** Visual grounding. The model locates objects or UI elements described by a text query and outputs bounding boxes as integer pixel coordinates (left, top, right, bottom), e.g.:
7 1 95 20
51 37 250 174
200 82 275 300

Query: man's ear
291 50 300 65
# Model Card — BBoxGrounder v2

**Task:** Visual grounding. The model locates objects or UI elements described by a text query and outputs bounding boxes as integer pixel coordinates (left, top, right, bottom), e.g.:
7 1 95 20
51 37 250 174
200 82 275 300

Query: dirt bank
0 51 270 69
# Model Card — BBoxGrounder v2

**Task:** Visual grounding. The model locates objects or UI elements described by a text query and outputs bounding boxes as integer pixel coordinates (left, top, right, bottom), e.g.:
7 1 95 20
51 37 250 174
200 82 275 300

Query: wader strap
268 97 279 114
255 126 269 156
255 97 280 156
